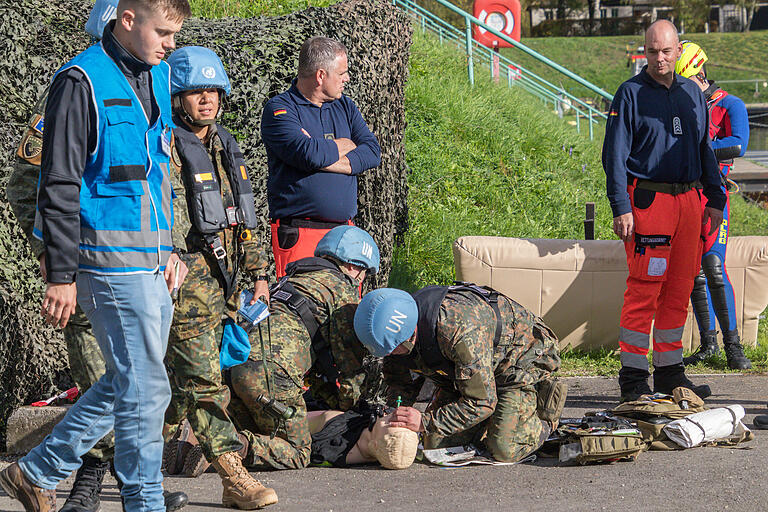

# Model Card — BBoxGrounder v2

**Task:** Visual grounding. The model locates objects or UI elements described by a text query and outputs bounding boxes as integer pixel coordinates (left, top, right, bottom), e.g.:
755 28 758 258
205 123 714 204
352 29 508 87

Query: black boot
653 363 711 399
60 455 109 512
112 461 189 511
753 414 768 430
683 330 720 366
618 367 652 402
723 329 752 370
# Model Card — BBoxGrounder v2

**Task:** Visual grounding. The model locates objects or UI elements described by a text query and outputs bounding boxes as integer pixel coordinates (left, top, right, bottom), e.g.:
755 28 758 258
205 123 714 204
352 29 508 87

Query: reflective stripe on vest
34 42 175 274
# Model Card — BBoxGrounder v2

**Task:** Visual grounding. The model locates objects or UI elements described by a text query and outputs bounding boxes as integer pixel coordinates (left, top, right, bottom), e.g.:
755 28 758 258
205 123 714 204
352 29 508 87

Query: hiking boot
653 363 711 399
212 451 278 509
683 330 720 366
182 445 211 478
163 419 195 475
112 460 189 511
0 462 57 512
618 366 652 403
60 455 109 512
723 329 752 370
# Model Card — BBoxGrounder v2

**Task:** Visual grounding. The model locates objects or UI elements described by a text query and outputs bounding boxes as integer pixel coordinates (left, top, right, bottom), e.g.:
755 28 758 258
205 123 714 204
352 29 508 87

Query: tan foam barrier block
453 236 768 351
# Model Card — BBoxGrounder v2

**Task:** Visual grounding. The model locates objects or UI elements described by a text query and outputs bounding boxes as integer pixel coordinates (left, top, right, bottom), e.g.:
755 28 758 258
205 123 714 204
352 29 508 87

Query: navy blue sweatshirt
261 82 381 222
602 68 725 218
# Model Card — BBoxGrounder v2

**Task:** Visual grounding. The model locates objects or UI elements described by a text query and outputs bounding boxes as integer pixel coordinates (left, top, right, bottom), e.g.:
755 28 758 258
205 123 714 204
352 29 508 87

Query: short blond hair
118 0 191 21
370 427 419 470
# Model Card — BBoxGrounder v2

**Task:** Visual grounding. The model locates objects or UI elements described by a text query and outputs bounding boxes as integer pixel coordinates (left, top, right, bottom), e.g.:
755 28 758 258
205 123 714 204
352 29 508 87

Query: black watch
256 275 269 281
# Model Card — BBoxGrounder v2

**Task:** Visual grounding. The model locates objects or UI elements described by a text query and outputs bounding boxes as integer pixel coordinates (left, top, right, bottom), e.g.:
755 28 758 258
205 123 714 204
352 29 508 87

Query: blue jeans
19 272 172 512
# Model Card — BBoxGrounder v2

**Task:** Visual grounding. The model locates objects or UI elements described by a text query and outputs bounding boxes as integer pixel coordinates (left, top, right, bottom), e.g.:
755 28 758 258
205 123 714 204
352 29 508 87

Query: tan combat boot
212 452 278 509
0 462 57 512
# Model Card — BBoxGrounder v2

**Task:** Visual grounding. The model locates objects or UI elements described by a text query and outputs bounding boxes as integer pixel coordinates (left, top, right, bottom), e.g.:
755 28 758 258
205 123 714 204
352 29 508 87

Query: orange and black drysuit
602 68 725 373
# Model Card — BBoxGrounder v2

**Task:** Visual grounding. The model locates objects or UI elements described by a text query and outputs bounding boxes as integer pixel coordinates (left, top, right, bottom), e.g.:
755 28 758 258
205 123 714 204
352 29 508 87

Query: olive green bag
610 389 706 450
541 415 646 465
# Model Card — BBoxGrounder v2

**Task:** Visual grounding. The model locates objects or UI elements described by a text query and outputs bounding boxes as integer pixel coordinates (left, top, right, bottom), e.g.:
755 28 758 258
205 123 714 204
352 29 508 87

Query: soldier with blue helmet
354 284 564 463
196 225 380 470
4 2 188 511
160 46 278 510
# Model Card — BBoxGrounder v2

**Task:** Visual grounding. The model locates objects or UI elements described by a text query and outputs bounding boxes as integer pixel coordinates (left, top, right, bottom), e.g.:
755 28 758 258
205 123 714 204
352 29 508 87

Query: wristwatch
256 275 269 281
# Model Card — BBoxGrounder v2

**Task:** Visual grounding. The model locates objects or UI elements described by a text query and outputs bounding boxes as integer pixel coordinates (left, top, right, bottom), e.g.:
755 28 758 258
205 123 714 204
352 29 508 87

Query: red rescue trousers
618 182 703 371
270 218 352 279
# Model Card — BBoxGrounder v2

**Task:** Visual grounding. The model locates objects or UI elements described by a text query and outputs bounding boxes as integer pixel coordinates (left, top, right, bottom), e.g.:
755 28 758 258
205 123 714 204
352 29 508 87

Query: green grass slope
507 31 768 103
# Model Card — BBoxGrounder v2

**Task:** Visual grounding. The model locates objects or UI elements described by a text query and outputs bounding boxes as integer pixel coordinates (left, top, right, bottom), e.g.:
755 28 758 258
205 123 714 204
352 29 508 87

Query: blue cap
85 0 119 40
315 226 380 274
354 289 418 357
168 46 232 96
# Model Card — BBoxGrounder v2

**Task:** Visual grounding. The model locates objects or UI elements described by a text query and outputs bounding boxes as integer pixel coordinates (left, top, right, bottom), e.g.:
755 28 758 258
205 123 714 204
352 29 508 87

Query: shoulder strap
271 281 339 385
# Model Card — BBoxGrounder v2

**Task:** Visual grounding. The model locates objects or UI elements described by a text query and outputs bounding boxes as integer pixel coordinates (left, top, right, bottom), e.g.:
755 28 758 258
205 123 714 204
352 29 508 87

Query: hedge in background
0 0 411 444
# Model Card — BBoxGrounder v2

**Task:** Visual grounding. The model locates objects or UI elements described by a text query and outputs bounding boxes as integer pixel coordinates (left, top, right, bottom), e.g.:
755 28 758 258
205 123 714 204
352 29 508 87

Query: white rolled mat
663 405 746 448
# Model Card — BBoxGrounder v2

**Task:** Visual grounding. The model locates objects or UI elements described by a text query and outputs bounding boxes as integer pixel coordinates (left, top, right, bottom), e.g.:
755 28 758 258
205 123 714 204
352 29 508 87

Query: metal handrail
395 0 606 138
422 0 614 101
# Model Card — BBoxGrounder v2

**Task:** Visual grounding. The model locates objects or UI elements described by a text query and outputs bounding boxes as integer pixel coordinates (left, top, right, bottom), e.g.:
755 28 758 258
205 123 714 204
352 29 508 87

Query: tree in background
671 0 710 33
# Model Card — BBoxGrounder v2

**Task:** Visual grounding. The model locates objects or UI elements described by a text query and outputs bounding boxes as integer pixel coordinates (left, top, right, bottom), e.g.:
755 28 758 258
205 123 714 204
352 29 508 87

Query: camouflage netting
0 0 411 445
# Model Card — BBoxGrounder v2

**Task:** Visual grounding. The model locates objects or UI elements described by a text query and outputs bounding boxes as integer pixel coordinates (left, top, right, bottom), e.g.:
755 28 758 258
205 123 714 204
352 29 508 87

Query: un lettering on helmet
385 309 408 334
361 241 373 259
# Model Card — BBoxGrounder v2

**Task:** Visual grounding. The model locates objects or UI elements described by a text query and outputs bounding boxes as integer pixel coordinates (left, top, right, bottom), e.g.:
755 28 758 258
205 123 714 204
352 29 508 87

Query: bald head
645 20 679 46
644 20 682 87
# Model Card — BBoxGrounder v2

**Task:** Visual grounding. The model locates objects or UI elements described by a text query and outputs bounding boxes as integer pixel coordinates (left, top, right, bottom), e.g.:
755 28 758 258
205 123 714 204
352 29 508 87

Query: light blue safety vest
34 42 175 274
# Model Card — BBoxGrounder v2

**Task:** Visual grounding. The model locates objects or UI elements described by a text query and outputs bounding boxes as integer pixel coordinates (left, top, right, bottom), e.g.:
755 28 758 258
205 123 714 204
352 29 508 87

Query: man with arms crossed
261 36 381 278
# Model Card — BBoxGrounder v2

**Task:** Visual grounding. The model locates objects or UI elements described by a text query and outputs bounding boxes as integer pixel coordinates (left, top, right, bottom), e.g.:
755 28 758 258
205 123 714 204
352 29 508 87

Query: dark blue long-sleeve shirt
602 68 725 218
261 81 381 222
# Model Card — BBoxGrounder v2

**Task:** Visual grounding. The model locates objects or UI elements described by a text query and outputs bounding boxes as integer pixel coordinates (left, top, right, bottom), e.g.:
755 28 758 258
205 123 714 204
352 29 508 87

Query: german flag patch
273 109 287 116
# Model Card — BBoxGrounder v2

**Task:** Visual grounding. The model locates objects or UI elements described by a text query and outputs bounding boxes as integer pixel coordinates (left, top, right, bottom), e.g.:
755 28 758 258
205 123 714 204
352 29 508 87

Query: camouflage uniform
227 266 368 470
6 91 114 461
384 289 561 462
164 122 270 462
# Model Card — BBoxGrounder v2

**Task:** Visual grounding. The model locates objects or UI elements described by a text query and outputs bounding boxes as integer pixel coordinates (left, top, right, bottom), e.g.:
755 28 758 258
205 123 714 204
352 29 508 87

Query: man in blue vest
6 2 189 510
0 1 191 511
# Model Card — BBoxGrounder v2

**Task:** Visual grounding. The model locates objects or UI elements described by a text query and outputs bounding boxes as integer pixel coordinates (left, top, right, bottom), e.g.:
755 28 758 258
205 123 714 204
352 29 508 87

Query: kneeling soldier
354 285 564 462
163 46 277 510
222 225 379 470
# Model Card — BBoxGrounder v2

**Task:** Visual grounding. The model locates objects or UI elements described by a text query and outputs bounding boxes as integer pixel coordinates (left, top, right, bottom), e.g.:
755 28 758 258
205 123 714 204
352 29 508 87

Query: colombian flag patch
273 109 287 116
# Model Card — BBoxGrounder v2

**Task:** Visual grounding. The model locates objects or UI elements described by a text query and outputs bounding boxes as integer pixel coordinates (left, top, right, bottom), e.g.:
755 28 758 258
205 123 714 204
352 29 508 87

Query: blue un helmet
168 46 232 126
315 225 380 274
85 0 119 40
354 289 418 357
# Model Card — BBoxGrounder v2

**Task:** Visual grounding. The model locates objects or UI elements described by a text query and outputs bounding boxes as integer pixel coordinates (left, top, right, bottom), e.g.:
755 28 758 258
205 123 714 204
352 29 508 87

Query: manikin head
368 413 419 470
113 0 190 66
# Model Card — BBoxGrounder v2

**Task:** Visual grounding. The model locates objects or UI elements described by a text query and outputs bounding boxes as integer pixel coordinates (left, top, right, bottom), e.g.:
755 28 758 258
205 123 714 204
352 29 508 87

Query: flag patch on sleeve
273 109 287 116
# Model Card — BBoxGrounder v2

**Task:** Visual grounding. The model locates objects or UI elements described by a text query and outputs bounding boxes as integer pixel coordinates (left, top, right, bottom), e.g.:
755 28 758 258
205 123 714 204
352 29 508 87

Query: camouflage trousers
423 384 544 463
63 306 115 461
227 315 312 470
165 323 243 461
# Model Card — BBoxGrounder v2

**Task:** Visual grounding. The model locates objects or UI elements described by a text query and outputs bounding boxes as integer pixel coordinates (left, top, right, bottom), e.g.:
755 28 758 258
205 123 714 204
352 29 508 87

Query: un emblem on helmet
202 66 216 79
361 241 373 259
385 309 408 333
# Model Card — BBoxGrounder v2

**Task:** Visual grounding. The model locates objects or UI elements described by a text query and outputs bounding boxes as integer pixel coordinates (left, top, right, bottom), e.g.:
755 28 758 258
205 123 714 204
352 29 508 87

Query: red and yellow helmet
676 41 708 78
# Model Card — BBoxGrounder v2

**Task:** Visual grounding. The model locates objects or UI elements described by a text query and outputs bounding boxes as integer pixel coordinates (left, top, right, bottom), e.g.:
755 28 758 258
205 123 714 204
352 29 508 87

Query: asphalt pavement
2 374 767 512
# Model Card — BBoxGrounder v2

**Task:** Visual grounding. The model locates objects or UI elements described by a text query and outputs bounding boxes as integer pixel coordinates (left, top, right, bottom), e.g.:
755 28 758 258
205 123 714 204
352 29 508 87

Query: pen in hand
171 260 180 301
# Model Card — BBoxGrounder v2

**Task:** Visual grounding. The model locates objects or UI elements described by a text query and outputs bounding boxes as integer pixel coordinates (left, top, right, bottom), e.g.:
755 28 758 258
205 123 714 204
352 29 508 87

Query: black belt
272 218 349 230
632 178 699 195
